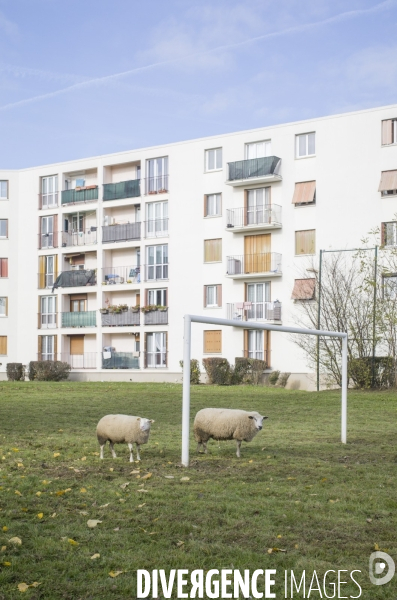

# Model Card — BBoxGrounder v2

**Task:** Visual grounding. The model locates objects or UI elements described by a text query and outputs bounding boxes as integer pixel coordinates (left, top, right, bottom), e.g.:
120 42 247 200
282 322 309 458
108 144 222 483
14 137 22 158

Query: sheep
193 408 268 458
96 414 155 462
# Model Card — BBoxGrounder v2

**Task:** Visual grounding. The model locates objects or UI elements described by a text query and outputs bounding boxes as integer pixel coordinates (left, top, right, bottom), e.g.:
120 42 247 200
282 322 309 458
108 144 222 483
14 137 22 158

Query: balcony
61 311 97 328
38 313 57 329
102 265 141 285
103 179 140 201
227 301 281 323
51 269 97 291
61 186 98 205
60 353 97 369
144 219 169 238
226 156 281 186
226 253 282 279
226 205 282 233
38 232 59 250
101 309 140 326
102 222 141 243
144 175 169 195
143 308 168 325
61 228 98 248
102 352 139 369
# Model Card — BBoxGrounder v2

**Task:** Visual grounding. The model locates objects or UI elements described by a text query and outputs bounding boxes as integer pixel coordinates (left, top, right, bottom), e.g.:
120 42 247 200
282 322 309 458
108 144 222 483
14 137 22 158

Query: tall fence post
181 315 192 467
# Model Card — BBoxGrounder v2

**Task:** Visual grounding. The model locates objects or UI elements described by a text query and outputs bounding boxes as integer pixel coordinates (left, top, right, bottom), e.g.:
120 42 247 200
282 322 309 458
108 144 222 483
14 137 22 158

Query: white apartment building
0 104 397 389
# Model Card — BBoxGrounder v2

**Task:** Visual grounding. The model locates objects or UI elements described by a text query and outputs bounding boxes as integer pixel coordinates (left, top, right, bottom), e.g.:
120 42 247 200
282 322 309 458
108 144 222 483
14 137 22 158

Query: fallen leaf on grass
287 477 296 481
141 473 152 480
277 535 282 539
91 553 100 560
137 489 148 493
180 477 190 482
9 537 22 545
36 492 42 497
37 513 43 519
21 508 28 512
53 453 60 458
119 499 126 503
120 483 130 490
267 548 286 554
176 540 184 547
130 469 140 475
80 511 88 516
81 457 87 461
248 460 254 463
99 503 109 508
164 476 174 479
87 520 102 529
17 463 24 468
80 488 87 493
51 513 56 518
2 526 8 532
12 448 19 452
41 480 51 485
113 528 120 531
15 491 22 496
294 544 299 549
3 561 11 566
374 543 380 551
329 499 339 504
1 546 6 552
367 518 373 523
109 571 123 578
68 539 78 546
109 468 114 472
137 503 146 508
17 582 41 592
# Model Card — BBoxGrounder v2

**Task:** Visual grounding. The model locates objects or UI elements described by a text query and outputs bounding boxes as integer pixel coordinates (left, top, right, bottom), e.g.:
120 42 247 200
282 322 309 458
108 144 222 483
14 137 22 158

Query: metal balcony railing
102 222 141 243
102 265 141 285
101 310 140 326
102 352 140 369
227 156 281 182
51 269 97 291
143 308 168 325
61 311 97 327
38 273 57 289
226 253 282 275
61 187 98 205
144 219 169 238
37 313 57 329
103 179 141 201
38 232 59 249
144 175 169 195
144 351 168 368
144 263 168 282
227 301 282 322
61 228 98 247
60 352 97 369
38 193 59 209
226 205 282 229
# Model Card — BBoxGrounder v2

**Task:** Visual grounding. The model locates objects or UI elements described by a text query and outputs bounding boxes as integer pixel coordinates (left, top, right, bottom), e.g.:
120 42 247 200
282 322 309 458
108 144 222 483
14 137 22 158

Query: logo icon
369 551 395 585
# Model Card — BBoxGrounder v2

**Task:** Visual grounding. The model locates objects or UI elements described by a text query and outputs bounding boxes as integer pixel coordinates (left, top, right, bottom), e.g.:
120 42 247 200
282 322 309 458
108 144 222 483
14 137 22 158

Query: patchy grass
0 382 396 599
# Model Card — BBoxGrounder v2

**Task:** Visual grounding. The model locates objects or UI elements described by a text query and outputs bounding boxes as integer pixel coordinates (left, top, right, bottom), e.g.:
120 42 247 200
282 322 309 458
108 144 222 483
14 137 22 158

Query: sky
1 0 397 168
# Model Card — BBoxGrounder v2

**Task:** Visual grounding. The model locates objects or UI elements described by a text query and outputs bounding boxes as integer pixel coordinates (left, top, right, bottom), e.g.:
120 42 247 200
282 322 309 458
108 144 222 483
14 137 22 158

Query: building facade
0 104 396 388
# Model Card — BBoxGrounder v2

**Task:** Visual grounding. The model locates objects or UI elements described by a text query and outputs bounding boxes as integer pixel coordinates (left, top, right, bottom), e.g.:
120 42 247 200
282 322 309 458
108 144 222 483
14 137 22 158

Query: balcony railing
37 313 57 329
61 311 97 327
144 219 169 238
61 187 98 205
144 351 168 368
51 269 97 291
144 263 168 282
144 175 169 195
102 265 141 285
103 179 141 201
226 253 282 276
102 352 140 369
38 273 57 289
227 156 281 182
60 353 97 369
102 222 141 243
226 205 282 229
227 302 281 322
61 228 98 247
38 232 59 249
143 308 168 325
101 310 140 326
38 193 58 209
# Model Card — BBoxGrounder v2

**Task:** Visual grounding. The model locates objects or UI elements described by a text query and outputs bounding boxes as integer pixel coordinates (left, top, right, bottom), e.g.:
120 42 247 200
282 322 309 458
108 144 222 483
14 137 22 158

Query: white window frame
205 148 222 172
41 216 54 248
146 201 168 237
383 222 397 246
206 285 218 307
146 157 169 193
248 330 263 360
42 335 55 361
246 188 270 225
245 140 271 159
0 220 7 239
41 296 56 329
146 244 168 281
0 297 6 317
0 181 8 200
148 288 167 306
45 256 55 288
206 194 221 217
146 332 167 368
246 283 270 320
41 175 58 208
296 133 316 158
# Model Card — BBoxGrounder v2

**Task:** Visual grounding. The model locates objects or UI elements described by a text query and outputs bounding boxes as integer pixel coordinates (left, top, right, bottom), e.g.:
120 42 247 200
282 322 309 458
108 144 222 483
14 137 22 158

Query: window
146 332 167 367
0 220 8 238
146 201 168 237
40 215 57 248
146 157 168 193
205 148 222 172
245 140 271 159
383 275 397 299
296 133 315 158
41 176 58 208
0 181 8 199
246 282 270 319
382 222 397 246
204 194 221 217
0 297 7 317
0 336 7 355
203 330 222 353
204 285 222 307
40 296 56 328
204 239 222 262
247 330 263 359
146 244 168 280
246 188 270 225
382 119 397 145
147 288 167 306
40 335 55 361
0 258 8 277
295 230 315 255
292 181 316 206
291 278 316 301
379 170 397 196
38 255 57 288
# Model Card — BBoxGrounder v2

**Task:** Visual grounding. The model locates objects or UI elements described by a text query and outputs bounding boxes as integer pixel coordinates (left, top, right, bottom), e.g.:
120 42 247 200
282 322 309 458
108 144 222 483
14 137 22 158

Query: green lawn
0 382 396 599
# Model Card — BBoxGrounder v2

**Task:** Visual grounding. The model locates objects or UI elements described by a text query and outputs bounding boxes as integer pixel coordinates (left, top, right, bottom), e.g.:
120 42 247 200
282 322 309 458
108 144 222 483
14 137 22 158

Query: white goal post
182 315 348 467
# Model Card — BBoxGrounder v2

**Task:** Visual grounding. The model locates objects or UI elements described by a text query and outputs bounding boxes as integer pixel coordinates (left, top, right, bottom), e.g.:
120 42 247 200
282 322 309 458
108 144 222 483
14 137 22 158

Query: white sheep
193 408 267 458
96 414 155 462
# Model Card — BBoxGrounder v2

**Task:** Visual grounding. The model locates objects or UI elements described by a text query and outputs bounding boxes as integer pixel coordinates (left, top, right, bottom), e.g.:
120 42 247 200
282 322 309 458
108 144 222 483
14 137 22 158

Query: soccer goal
181 315 348 467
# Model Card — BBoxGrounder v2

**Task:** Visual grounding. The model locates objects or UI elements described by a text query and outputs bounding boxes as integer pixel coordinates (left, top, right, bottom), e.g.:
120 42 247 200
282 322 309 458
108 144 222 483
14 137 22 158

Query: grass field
0 382 396 599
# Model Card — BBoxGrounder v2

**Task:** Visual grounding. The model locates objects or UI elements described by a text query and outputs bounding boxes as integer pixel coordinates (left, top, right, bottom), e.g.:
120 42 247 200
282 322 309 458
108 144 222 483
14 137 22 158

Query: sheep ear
137 417 141 421
263 416 269 420
248 415 254 419
150 419 155 423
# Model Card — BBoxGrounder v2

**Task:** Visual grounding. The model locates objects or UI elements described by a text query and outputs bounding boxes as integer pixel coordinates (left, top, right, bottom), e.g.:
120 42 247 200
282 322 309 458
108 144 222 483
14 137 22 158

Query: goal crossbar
182 315 348 467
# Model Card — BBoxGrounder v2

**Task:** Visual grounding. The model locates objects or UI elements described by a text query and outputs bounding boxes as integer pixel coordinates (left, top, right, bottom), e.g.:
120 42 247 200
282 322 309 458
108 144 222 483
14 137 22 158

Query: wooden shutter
0 336 7 355
204 330 221 353
217 284 222 307
70 254 84 265
244 234 270 272
204 195 208 217
292 181 316 204
243 330 249 358
53 214 58 248
378 170 397 192
291 278 316 300
203 285 207 307
204 239 222 262
70 335 84 355
0 258 8 278
54 335 58 359
382 120 393 145
38 256 45 288
38 336 42 360
264 331 271 368
136 293 141 306
295 230 315 255
381 222 386 246
144 289 148 306
54 255 58 277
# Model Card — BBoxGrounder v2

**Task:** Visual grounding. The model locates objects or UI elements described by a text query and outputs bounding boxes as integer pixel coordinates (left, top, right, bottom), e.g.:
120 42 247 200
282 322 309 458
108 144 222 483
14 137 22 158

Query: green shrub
32 361 71 382
268 370 280 385
349 357 395 389
202 357 231 385
6 363 25 381
179 359 201 385
250 359 266 385
28 361 40 381
278 372 291 387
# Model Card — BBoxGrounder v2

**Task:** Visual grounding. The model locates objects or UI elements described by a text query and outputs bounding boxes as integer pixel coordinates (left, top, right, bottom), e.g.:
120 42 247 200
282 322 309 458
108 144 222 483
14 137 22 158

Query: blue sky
1 0 397 168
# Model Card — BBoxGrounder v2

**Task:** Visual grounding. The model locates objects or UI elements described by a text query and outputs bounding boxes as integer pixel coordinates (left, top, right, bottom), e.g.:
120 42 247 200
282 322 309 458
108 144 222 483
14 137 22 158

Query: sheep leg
135 444 141 461
128 443 134 463
203 441 208 454
99 444 105 460
109 442 117 459
236 441 241 458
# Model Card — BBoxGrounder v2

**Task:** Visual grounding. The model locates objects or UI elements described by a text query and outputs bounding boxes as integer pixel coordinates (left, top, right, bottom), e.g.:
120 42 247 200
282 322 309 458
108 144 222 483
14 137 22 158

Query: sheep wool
97 414 154 462
193 408 267 458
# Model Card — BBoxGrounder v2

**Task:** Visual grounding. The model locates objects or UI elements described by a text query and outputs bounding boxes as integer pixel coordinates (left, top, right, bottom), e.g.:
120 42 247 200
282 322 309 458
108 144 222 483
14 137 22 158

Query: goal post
182 315 348 467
